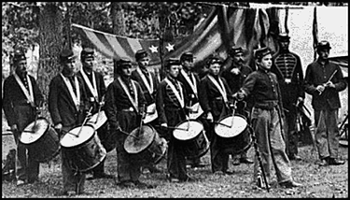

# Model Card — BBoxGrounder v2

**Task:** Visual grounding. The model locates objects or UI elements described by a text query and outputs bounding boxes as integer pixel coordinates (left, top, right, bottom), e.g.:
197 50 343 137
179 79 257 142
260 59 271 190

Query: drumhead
144 103 158 124
20 118 49 144
173 120 204 141
215 116 247 138
60 125 95 148
124 125 155 154
86 111 107 130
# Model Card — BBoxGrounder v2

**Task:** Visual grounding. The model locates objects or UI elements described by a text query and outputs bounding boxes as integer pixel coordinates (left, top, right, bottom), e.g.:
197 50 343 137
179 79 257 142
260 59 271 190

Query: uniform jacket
3 74 44 127
271 50 305 104
156 76 188 125
77 69 106 113
130 67 158 106
198 74 233 120
104 76 146 129
240 68 284 111
48 74 89 128
304 59 347 110
177 69 200 106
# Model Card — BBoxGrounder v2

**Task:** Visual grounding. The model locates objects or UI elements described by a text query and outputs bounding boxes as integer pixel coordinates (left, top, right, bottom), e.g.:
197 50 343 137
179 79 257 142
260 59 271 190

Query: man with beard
234 47 302 188
48 49 91 196
104 58 154 189
77 47 114 179
198 55 235 175
304 41 347 166
271 33 305 160
130 49 161 173
221 46 254 166
156 58 194 182
3 48 44 186
177 52 206 169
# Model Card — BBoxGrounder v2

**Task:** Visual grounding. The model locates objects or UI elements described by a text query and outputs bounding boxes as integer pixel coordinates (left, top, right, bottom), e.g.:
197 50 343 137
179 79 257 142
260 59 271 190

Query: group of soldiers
3 33 347 196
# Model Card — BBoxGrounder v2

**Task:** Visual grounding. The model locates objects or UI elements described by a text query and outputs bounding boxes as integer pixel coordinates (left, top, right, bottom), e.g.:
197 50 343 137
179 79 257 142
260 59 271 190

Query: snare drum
173 120 210 159
143 103 158 124
124 125 167 165
87 111 117 152
19 118 60 163
60 124 107 172
214 114 252 154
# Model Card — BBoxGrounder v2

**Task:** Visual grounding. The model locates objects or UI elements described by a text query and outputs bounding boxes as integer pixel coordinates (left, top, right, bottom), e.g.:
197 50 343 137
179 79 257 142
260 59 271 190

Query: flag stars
149 45 158 53
165 43 175 52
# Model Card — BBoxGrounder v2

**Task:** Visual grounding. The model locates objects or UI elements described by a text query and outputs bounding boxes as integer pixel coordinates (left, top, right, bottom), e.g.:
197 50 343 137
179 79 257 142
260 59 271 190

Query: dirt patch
2 131 348 198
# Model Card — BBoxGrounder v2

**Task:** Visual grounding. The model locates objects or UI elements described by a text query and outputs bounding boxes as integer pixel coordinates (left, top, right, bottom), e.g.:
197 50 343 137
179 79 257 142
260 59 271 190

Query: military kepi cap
117 57 132 67
81 47 95 60
229 46 243 56
60 49 77 62
207 55 223 65
180 52 194 62
316 40 331 50
12 49 26 62
277 33 290 42
254 47 272 60
165 58 181 68
135 49 148 61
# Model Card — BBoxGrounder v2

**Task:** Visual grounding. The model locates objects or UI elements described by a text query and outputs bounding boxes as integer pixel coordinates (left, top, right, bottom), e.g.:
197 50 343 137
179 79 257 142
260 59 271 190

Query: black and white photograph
2 2 348 198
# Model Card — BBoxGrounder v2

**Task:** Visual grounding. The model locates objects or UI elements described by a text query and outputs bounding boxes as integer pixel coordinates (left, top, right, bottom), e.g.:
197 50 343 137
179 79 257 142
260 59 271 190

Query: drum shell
61 125 106 172
173 120 210 159
128 125 167 165
21 118 60 163
215 115 252 154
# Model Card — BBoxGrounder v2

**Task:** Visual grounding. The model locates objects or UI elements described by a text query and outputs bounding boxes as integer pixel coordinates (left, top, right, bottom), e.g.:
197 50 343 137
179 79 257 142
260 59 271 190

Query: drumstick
153 125 188 131
94 95 105 124
7 129 35 133
76 106 94 137
230 100 237 127
319 69 338 95
214 122 232 128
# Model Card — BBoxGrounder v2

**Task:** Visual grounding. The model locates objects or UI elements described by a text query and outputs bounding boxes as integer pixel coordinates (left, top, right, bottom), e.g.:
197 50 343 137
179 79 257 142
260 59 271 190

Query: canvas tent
72 3 348 125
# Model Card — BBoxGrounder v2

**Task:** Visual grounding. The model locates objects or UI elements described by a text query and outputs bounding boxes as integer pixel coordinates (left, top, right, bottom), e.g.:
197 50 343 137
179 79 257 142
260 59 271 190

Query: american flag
71 4 283 69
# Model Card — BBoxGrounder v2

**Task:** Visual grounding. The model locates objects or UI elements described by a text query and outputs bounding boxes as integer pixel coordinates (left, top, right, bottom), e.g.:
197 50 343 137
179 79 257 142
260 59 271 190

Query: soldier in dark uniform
48 49 91 196
177 52 207 169
221 46 254 166
271 33 305 160
130 49 161 173
304 41 347 166
198 55 235 175
3 48 44 186
234 47 302 188
104 58 153 189
77 47 114 179
156 58 194 182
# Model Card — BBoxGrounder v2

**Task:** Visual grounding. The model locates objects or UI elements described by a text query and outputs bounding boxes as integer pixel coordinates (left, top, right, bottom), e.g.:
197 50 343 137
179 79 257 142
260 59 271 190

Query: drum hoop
173 119 204 141
60 124 96 148
124 125 156 154
20 117 50 144
214 114 248 138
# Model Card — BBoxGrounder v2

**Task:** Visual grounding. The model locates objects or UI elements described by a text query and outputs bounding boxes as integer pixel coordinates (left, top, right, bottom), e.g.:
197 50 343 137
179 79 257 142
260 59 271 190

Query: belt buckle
285 78 291 84
129 107 134 112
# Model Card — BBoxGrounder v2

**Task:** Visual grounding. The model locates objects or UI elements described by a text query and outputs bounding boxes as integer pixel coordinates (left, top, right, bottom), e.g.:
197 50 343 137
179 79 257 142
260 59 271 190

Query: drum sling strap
80 69 99 101
117 76 139 114
136 67 154 95
14 73 35 107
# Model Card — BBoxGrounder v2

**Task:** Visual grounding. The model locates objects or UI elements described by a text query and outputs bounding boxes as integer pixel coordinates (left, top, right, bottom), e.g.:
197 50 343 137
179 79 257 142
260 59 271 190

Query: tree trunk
37 3 64 121
111 2 125 79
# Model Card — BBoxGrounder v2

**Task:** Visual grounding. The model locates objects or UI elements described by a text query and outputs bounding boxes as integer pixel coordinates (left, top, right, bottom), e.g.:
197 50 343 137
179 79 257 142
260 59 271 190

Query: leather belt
254 100 279 110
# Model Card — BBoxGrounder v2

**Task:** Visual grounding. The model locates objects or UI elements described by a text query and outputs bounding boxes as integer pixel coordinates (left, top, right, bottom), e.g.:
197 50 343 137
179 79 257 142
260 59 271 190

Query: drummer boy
3 48 44 186
198 55 235 175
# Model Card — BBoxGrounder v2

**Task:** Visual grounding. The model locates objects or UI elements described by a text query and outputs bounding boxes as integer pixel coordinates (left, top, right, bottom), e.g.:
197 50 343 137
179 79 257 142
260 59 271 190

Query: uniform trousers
12 104 40 182
164 108 188 180
115 110 142 182
60 126 86 194
314 108 340 159
251 106 292 184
